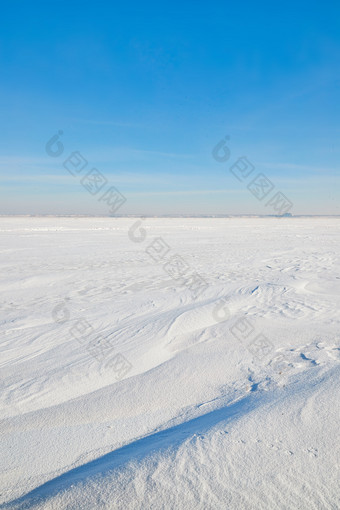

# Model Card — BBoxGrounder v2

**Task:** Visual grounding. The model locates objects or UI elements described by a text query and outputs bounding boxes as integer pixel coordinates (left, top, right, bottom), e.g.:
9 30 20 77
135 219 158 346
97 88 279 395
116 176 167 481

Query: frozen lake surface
1 217 339 509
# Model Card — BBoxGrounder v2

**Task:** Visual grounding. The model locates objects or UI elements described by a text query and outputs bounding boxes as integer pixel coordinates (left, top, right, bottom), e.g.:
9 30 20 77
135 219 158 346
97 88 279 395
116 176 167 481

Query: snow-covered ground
0 217 339 509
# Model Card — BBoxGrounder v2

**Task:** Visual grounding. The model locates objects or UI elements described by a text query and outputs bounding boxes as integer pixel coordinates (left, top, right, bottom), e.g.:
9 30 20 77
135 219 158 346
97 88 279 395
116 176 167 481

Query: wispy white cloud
0 174 74 184
0 156 55 166
130 149 196 159
128 189 246 196
0 171 214 187
70 118 145 128
260 162 340 174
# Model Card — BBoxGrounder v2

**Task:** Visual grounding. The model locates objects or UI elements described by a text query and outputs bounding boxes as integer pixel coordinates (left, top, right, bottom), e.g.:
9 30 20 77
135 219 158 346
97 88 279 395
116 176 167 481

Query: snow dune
0 217 339 509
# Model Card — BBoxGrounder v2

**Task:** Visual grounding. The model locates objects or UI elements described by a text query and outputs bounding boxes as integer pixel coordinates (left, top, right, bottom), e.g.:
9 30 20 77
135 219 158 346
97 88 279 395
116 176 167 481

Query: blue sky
0 0 339 215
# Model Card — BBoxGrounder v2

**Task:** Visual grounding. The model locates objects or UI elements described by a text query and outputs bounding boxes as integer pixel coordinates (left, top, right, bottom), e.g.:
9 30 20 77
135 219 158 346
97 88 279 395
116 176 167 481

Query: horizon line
1 214 340 219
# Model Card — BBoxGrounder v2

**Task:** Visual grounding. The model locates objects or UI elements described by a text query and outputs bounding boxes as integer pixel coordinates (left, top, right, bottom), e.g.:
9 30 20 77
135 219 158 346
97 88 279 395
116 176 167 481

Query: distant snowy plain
0 217 339 509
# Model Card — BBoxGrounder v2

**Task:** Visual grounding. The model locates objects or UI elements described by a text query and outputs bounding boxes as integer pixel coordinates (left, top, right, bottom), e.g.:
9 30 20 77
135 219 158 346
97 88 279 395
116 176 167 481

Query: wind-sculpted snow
0 217 339 509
